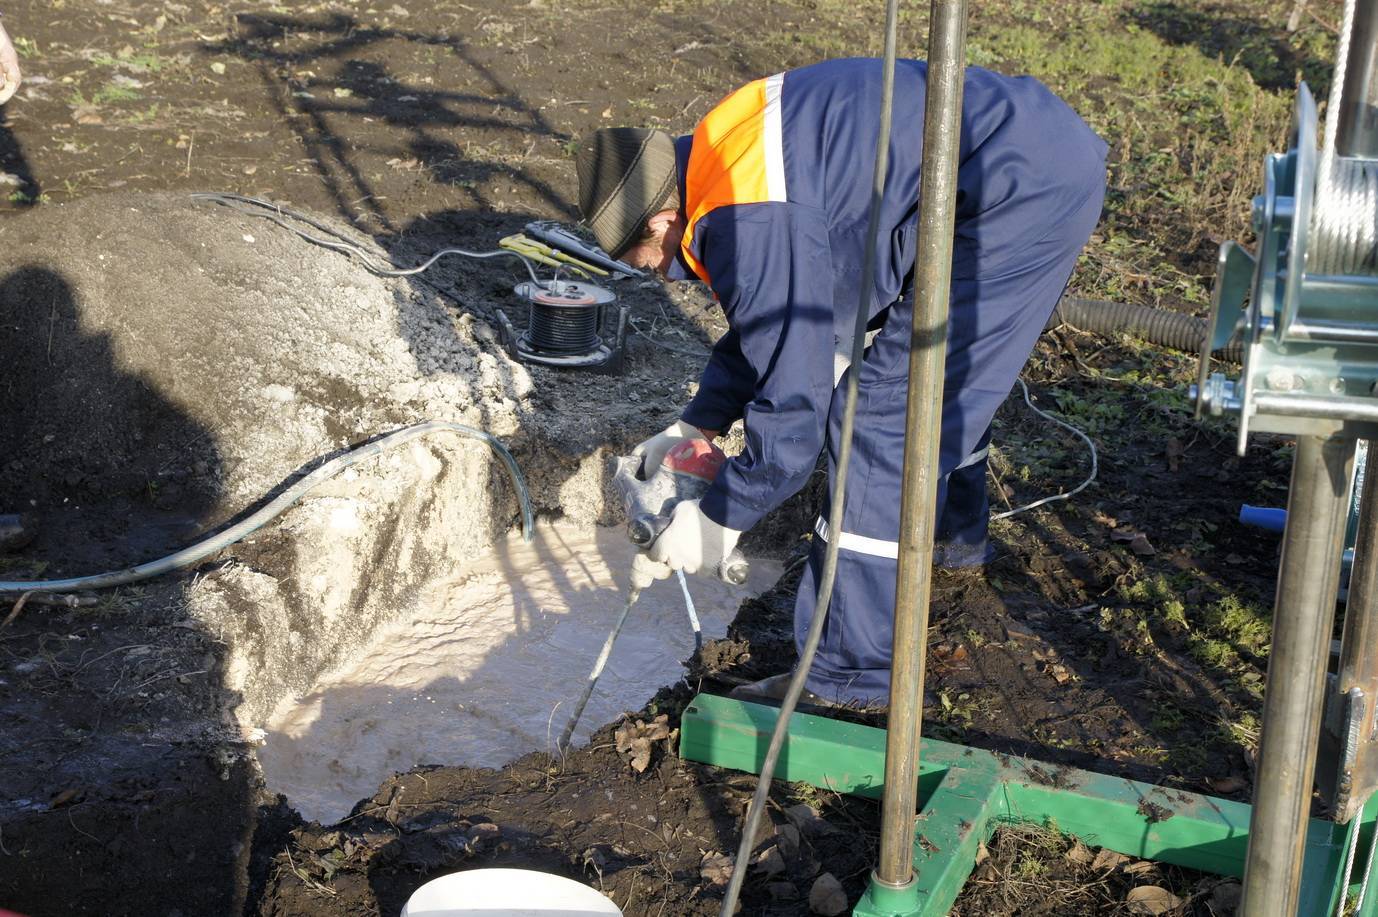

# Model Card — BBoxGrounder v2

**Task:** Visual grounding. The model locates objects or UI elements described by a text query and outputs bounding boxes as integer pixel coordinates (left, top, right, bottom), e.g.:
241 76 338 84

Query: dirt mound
0 192 551 722
0 191 532 519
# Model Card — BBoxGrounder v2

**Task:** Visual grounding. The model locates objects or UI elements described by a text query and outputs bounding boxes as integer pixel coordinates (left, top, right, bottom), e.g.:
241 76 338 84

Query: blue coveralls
667 58 1107 705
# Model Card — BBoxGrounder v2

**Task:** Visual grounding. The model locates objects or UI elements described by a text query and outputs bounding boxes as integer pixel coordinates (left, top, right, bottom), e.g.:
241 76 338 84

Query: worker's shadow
0 104 39 208
0 266 291 915
0 265 224 567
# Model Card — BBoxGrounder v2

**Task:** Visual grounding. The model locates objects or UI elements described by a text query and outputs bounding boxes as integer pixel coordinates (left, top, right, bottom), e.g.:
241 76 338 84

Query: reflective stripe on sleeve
763 72 787 202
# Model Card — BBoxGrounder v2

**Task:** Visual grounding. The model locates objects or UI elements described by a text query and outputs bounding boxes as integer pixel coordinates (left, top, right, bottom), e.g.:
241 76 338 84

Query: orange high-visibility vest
679 73 787 286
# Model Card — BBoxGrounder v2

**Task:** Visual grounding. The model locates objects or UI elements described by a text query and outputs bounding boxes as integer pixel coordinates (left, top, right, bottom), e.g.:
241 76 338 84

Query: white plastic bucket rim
400 867 624 917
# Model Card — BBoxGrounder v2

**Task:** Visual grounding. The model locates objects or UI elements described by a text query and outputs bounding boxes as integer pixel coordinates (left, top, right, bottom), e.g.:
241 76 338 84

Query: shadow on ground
1126 0 1337 95
0 266 296 916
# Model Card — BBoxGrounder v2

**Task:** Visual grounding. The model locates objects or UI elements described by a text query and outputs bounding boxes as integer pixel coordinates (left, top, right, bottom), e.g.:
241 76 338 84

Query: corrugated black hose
1047 296 1242 363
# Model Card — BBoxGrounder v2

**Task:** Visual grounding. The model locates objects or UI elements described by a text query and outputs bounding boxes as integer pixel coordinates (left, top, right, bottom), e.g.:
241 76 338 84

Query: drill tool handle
719 549 750 586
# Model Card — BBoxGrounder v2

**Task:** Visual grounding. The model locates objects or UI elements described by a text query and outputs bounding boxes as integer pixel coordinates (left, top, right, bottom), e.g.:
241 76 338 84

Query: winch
495 278 629 374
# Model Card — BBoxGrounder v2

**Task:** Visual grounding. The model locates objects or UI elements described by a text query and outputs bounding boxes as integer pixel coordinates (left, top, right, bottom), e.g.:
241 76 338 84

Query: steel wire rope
1311 0 1378 277
0 422 534 595
717 0 905 910
1356 813 1378 913
1339 815 1363 916
190 192 552 287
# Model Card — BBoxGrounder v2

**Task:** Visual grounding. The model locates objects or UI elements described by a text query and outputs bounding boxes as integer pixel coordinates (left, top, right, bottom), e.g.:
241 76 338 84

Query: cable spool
497 280 628 374
1311 0 1378 277
519 281 608 354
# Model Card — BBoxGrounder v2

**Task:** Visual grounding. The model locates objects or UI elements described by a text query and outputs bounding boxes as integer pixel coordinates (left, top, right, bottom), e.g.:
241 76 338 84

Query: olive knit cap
575 127 678 258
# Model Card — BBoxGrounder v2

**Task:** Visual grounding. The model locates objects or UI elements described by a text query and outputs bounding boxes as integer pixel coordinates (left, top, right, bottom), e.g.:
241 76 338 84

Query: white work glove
0 23 22 106
630 551 671 591
648 499 742 578
631 419 706 478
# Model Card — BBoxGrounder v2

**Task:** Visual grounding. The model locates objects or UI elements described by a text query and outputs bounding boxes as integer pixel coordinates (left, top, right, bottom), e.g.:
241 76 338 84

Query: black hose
1047 296 1242 363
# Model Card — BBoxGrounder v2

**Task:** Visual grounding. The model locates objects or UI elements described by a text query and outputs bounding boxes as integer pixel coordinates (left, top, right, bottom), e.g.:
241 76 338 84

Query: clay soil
0 0 1344 915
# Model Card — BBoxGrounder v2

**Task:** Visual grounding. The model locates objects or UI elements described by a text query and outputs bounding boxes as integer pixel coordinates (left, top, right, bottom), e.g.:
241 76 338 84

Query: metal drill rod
1240 435 1356 915
557 586 641 753
874 0 969 891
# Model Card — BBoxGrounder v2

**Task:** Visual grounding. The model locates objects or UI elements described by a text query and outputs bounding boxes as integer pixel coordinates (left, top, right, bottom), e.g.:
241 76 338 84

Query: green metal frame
680 693 1378 916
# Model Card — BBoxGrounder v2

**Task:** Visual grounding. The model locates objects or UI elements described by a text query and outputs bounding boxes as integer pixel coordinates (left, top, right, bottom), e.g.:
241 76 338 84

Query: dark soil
0 0 1327 914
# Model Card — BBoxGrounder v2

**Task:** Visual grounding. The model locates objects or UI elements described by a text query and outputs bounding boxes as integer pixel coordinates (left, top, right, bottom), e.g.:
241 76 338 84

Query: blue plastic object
1240 504 1288 533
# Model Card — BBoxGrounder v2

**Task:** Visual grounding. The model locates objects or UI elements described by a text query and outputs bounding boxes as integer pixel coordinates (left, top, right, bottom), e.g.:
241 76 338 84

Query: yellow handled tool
499 234 607 278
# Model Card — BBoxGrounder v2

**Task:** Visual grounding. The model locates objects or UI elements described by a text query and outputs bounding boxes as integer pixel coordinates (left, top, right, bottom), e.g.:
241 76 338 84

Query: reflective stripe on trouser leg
792 181 1106 706
935 427 994 568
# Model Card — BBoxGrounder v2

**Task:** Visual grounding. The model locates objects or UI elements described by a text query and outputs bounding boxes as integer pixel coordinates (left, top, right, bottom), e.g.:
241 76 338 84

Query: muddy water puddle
256 522 782 823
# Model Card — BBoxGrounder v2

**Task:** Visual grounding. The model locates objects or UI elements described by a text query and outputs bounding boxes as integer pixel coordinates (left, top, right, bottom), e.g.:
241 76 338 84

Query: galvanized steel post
874 0 969 892
1240 434 1356 915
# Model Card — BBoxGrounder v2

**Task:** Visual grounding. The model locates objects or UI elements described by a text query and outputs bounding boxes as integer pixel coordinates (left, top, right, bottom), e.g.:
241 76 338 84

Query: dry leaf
614 715 676 773
808 872 848 916
1209 775 1247 794
1124 860 1157 876
1091 848 1128 871
1129 532 1156 556
975 841 990 865
1125 884 1183 914
700 852 734 887
752 845 787 877
50 788 83 808
1065 840 1092 865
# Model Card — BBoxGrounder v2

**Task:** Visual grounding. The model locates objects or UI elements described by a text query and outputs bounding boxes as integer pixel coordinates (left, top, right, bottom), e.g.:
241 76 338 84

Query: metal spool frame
495 280 629 375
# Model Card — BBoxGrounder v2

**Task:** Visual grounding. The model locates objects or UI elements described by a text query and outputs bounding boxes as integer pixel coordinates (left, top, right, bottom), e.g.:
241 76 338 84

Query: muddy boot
729 673 855 715
0 514 34 553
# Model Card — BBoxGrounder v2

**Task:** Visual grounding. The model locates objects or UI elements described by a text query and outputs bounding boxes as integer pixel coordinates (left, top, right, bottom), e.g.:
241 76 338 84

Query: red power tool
612 438 750 585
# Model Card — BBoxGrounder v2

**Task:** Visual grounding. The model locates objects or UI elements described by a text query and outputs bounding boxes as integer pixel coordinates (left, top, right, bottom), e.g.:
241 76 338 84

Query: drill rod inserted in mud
1240 435 1356 915
874 0 969 892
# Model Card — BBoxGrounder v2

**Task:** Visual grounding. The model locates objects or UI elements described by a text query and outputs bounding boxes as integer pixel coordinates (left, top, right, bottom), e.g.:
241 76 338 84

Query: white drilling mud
256 522 783 823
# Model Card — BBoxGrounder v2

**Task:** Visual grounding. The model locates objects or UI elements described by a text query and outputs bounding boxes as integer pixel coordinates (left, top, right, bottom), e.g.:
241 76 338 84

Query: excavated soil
0 0 1326 914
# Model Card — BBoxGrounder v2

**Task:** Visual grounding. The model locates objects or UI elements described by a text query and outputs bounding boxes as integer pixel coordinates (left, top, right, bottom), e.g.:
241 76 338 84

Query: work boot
727 670 854 711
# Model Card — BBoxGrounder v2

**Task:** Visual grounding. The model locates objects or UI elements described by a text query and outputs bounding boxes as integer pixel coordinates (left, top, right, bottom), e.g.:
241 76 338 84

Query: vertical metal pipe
874 0 968 890
1335 1 1378 158
1240 435 1356 915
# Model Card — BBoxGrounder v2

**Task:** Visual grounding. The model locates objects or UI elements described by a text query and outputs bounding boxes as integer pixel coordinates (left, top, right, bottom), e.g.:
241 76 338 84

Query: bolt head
1266 368 1299 391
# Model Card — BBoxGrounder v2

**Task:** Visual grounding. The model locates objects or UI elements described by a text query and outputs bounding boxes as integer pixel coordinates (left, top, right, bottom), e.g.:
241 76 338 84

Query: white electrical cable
991 377 1099 521
190 192 552 288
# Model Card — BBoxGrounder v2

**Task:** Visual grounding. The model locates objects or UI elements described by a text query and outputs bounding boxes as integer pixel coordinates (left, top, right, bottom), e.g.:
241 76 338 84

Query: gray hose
0 421 533 595
1048 296 1242 363
717 0 905 911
